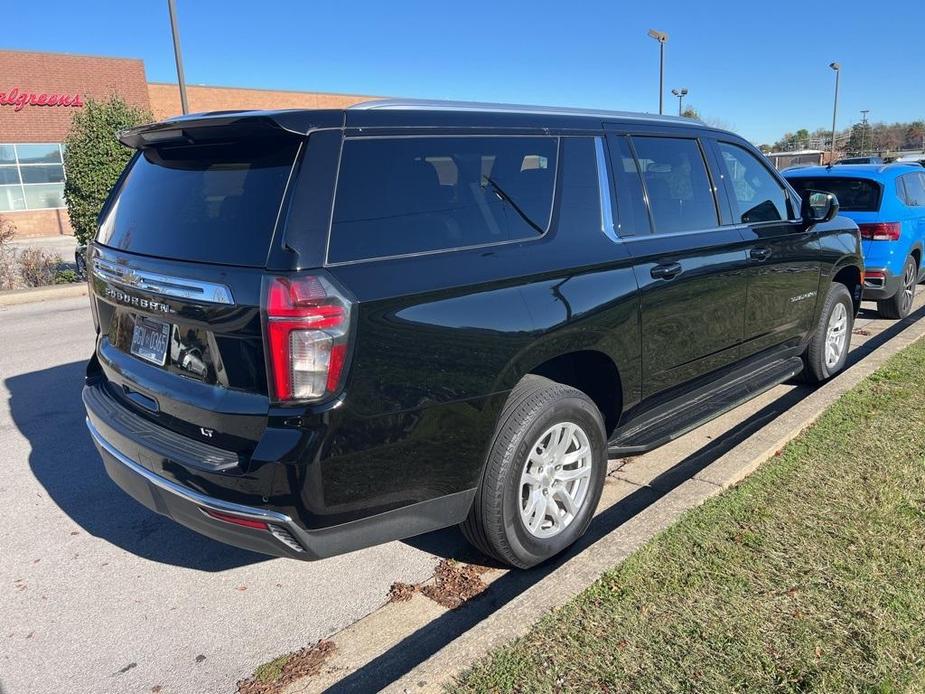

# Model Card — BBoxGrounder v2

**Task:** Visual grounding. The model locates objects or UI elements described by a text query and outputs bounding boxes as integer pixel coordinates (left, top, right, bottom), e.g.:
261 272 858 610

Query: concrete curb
0 283 87 306
380 311 925 693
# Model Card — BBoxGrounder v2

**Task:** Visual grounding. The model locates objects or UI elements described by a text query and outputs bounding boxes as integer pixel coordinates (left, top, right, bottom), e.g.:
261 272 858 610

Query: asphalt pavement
0 297 450 694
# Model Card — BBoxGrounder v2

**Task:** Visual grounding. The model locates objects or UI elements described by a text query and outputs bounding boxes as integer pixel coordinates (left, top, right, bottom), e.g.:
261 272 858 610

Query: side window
328 136 558 263
900 173 925 207
605 135 650 236
631 136 718 234
716 142 789 223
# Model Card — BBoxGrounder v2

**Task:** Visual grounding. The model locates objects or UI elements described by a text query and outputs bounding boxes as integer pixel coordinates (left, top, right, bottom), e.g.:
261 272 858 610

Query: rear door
709 139 820 357
606 131 748 400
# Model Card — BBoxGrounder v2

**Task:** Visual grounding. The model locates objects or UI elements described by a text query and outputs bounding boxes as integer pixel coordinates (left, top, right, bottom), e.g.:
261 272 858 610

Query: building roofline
0 47 144 64
147 81 380 99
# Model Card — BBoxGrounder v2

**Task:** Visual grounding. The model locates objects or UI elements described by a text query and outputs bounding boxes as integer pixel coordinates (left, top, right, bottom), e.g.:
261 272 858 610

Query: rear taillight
263 274 352 403
858 222 901 241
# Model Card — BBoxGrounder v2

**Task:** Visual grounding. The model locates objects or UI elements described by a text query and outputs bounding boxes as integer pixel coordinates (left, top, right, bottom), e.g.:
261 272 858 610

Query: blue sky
5 0 924 144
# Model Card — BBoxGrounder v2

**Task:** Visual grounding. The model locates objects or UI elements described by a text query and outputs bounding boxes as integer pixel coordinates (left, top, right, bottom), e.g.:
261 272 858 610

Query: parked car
82 100 863 568
894 153 925 167
786 164 925 318
834 156 884 165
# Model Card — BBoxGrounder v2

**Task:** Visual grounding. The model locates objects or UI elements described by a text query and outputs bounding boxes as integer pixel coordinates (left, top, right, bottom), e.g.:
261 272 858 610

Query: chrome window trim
618 224 739 241
594 137 619 242
92 258 235 305
324 134 561 267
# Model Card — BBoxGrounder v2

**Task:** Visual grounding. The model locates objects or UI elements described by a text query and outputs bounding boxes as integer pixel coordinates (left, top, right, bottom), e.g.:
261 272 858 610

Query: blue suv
786 164 925 318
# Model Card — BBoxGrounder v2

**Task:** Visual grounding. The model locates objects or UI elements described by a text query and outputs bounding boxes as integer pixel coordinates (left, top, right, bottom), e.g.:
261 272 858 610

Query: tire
74 248 87 281
803 282 854 384
877 255 917 319
460 375 607 568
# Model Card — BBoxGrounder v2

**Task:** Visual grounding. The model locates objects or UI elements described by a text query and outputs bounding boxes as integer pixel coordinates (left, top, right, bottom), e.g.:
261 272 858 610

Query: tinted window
606 135 650 235
786 177 882 212
328 136 558 263
631 137 717 234
900 173 925 207
97 137 299 267
717 142 789 223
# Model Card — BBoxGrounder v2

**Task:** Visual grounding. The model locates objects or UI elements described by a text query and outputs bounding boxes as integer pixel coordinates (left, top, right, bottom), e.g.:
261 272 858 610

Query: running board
608 356 804 456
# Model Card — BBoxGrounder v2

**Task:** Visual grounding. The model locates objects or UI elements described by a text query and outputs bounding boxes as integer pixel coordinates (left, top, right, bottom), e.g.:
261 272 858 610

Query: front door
710 140 820 357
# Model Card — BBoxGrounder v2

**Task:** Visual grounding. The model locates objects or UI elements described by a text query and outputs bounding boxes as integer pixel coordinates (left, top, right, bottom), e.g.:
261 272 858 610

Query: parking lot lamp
648 29 669 115
167 0 190 114
829 62 840 162
672 87 688 116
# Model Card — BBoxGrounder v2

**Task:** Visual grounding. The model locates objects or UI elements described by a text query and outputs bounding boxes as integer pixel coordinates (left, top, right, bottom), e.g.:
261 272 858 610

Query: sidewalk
7 234 78 259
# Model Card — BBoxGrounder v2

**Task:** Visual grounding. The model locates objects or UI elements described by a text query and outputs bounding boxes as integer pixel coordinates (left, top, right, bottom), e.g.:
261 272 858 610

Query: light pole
648 29 669 115
829 62 840 163
860 109 869 155
672 87 688 116
167 0 189 114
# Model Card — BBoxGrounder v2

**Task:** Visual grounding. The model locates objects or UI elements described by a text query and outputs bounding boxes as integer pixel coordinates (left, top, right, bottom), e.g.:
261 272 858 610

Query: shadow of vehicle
6 360 265 571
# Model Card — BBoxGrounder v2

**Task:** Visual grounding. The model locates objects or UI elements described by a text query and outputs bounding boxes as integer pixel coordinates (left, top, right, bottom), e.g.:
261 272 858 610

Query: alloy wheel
824 301 848 369
901 259 916 315
519 422 593 539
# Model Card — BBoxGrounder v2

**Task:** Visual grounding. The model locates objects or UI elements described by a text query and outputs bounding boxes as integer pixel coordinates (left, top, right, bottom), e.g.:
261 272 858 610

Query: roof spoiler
118 109 346 149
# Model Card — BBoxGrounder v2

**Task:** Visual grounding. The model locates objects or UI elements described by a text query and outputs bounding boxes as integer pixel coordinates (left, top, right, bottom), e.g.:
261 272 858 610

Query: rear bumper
862 268 902 301
84 399 475 561
87 417 316 559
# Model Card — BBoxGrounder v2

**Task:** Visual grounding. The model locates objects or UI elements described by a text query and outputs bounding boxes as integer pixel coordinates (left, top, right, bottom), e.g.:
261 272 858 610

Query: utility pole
648 30 669 115
829 62 841 162
167 0 189 114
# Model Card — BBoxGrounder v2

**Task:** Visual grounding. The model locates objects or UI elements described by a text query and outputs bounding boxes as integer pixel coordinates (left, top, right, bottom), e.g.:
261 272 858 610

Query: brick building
0 49 374 237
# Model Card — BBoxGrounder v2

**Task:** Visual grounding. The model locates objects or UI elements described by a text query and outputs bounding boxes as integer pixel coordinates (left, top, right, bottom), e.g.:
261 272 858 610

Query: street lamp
167 0 189 114
829 62 840 163
860 109 869 155
672 87 688 116
647 29 669 115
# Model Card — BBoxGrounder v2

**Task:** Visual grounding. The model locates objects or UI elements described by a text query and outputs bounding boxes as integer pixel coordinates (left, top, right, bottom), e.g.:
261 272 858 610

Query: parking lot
2 292 923 694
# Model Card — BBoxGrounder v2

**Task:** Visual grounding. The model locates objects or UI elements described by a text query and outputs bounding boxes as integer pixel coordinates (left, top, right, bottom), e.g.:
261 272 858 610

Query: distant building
765 149 826 171
0 49 376 237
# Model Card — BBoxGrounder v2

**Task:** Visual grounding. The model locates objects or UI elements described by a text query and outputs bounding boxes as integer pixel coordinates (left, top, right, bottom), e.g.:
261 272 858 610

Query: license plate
130 317 171 366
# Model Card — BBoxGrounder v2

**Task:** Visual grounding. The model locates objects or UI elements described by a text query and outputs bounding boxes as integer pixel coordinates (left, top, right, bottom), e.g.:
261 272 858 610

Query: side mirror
801 190 839 224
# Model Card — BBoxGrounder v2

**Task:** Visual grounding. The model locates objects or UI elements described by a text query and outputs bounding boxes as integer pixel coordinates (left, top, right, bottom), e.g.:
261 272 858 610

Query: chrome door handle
650 262 682 280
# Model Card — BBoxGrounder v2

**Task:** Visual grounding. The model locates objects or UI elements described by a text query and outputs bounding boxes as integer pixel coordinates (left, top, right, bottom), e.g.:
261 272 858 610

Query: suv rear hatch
85 113 336 499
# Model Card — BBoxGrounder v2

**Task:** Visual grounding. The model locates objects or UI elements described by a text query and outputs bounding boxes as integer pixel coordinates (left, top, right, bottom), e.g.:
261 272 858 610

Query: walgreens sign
0 87 84 112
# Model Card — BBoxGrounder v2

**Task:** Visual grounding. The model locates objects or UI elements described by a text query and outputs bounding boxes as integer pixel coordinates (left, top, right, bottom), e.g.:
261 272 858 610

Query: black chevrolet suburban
83 100 862 568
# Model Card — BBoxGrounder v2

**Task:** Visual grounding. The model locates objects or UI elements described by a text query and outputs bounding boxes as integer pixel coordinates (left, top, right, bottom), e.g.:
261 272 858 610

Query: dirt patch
388 560 492 609
387 581 417 603
237 640 335 694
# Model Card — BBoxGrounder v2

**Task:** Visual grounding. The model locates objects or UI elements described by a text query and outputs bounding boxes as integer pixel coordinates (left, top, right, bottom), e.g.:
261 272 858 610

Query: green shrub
63 96 151 246
54 269 79 284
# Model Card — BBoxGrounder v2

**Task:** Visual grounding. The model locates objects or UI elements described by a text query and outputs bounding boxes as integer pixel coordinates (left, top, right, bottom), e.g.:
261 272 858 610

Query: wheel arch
832 262 863 314
523 349 624 438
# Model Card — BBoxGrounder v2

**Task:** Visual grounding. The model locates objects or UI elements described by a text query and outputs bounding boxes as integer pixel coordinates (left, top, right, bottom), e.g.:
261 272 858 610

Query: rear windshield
97 137 299 267
787 176 882 212
327 136 558 264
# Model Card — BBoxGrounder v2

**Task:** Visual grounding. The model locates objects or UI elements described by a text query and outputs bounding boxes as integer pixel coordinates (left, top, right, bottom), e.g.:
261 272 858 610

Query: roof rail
349 98 705 126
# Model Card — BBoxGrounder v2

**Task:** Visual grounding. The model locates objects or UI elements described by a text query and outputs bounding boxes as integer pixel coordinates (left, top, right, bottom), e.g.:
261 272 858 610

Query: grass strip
455 340 925 693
